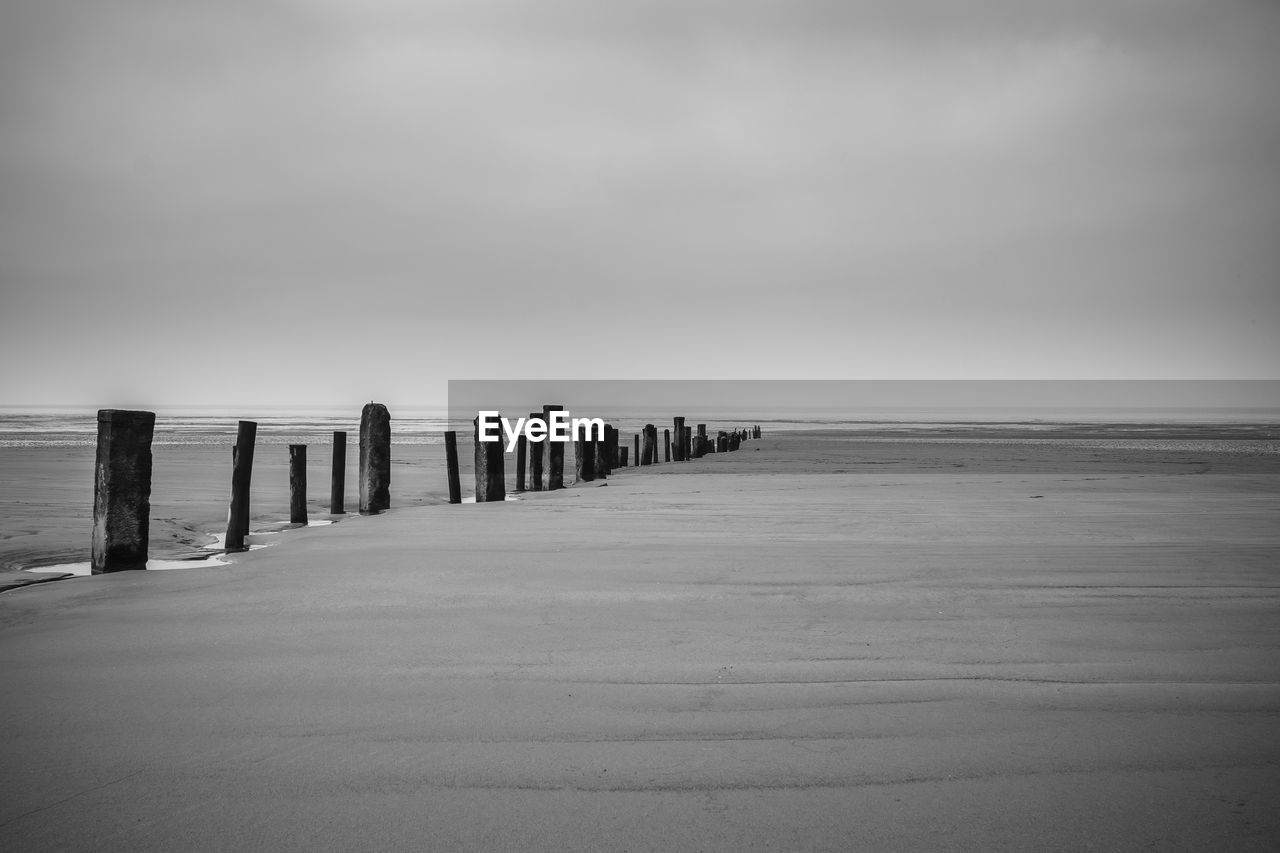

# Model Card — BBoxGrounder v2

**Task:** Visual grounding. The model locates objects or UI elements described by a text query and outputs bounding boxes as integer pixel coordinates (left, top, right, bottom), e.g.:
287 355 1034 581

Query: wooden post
619 446 629 467
575 436 596 482
473 416 506 502
515 434 528 492
605 425 619 470
528 412 544 491
444 430 462 504
664 428 671 462
544 404 565 491
640 424 655 465
634 433 640 466
359 402 391 515
91 409 155 573
595 424 612 478
226 420 257 551
673 417 686 461
289 444 307 525
330 430 346 514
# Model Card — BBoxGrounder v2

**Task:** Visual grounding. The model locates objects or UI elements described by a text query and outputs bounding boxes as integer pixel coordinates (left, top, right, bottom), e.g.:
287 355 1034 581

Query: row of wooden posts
90 405 762 574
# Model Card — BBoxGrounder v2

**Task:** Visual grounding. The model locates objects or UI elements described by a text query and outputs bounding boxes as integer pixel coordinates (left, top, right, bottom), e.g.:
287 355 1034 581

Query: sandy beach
2 432 1278 850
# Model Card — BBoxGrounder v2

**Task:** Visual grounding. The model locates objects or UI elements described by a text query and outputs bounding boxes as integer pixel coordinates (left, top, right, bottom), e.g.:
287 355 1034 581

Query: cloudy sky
2 0 1277 409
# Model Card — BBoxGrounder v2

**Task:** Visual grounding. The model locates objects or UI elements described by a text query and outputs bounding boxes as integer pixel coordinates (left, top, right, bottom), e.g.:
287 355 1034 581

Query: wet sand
1 434 1278 850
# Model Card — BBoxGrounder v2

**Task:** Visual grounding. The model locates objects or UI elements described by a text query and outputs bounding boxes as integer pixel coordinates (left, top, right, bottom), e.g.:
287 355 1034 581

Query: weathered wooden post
717 431 728 453
474 416 506 502
444 430 462 504
359 402 391 515
225 419 257 551
330 430 346 514
641 424 655 465
289 444 307 524
595 424 612 478
528 412 544 491
91 409 155 574
633 433 640 466
515 434 528 491
619 446 629 467
544 404 565 491
575 435 596 482
673 417 686 461
605 424 619 470
664 428 671 462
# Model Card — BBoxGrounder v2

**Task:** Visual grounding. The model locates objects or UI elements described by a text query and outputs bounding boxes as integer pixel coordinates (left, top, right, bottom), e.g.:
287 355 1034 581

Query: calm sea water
2 406 1277 575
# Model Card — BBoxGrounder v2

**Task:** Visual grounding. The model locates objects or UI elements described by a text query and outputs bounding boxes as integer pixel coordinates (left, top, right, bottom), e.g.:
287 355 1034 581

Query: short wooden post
544 404 565 491
528 412 544 491
634 433 640 465
664 428 671 462
289 444 307 524
641 424 655 465
515 434 528 492
619 446 629 467
474 416 506 502
444 430 462 504
359 403 391 515
673 417 686 461
91 409 155 574
330 431 346 514
226 420 257 551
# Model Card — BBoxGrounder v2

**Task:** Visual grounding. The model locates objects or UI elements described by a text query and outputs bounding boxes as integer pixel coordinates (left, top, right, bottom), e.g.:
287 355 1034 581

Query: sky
2 0 1278 410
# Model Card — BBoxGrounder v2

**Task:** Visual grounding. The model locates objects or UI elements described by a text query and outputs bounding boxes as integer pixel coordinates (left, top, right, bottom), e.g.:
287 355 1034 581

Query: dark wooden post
330 430 346 514
515 434 528 492
664 428 671 462
633 433 640 466
639 424 653 465
605 425 619 470
474 416 506 502
575 436 596 482
595 424 612 478
91 409 155 573
444 430 462 504
619 446 629 467
226 420 257 551
528 412 544 491
289 444 307 524
359 403 391 515
544 404 565 491
673 417 686 461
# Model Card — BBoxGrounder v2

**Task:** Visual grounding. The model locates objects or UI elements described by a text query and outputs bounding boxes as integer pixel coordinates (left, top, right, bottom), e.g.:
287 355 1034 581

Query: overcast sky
2 0 1277 409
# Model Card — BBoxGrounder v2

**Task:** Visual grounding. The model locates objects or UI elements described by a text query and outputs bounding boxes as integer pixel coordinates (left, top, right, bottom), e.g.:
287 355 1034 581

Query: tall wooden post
595 423 612 478
515 434 528 491
289 444 307 524
605 425 619 470
359 403 391 515
619 446 629 467
544 404 565 490
528 412 544 491
91 409 155 573
664 428 671 462
330 430 346 514
575 436 596 482
474 416 505 502
673 417 686 461
444 430 462 504
226 420 257 551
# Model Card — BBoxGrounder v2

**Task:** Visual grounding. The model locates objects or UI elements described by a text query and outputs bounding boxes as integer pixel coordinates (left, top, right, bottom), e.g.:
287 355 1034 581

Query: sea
2 404 1278 578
